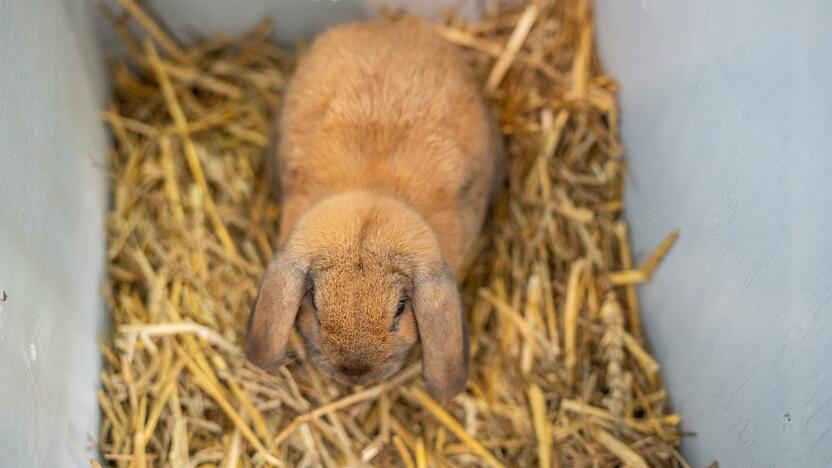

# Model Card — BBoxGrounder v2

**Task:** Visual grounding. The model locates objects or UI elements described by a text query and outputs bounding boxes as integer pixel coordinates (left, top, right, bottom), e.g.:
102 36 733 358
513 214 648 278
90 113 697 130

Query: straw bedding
97 0 688 466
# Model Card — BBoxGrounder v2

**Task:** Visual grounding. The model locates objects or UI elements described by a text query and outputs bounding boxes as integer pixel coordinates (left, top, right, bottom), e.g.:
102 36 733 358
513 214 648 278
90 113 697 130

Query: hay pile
97 0 687 466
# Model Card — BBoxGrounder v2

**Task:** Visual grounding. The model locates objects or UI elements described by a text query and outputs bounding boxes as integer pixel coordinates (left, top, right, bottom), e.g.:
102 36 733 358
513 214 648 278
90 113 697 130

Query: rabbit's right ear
246 252 306 373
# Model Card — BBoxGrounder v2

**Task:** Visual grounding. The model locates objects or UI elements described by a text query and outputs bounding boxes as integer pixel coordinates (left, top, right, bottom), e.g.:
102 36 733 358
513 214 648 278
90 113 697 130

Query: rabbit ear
246 252 306 373
412 265 469 399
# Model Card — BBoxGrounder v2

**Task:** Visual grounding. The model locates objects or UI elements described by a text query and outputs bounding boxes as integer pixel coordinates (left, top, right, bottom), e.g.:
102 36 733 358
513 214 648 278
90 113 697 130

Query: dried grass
97 0 687 466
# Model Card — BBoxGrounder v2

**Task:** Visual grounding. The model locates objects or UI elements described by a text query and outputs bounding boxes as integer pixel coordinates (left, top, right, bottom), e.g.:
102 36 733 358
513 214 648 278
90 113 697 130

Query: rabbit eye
306 282 320 324
394 297 410 319
390 298 408 332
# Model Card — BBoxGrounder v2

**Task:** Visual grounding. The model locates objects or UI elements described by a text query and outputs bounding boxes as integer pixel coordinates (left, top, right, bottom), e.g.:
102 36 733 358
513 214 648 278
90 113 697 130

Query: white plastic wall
594 0 832 466
101 0 481 47
0 0 109 466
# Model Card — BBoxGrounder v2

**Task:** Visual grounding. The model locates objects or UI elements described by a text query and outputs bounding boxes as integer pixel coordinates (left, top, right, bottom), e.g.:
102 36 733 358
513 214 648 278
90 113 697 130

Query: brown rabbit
246 16 504 398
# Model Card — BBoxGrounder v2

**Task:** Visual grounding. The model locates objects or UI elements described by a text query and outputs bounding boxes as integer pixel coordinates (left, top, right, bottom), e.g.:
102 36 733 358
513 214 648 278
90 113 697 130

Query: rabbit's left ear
412 265 468 399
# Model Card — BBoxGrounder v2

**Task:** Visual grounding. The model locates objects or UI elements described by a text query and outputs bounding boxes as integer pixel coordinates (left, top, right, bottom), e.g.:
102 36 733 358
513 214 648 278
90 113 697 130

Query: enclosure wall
0 0 110 466
97 0 480 47
594 0 832 465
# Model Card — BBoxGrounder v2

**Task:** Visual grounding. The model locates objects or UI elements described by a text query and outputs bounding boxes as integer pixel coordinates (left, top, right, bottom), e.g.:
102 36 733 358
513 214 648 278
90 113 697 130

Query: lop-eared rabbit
246 16 504 398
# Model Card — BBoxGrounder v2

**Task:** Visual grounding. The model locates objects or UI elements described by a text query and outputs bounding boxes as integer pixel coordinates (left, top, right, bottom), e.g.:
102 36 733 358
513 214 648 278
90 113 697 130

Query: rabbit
246 16 504 399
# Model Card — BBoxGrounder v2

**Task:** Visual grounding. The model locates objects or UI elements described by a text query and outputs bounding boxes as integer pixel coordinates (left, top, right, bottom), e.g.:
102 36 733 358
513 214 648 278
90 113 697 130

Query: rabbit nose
339 362 370 377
